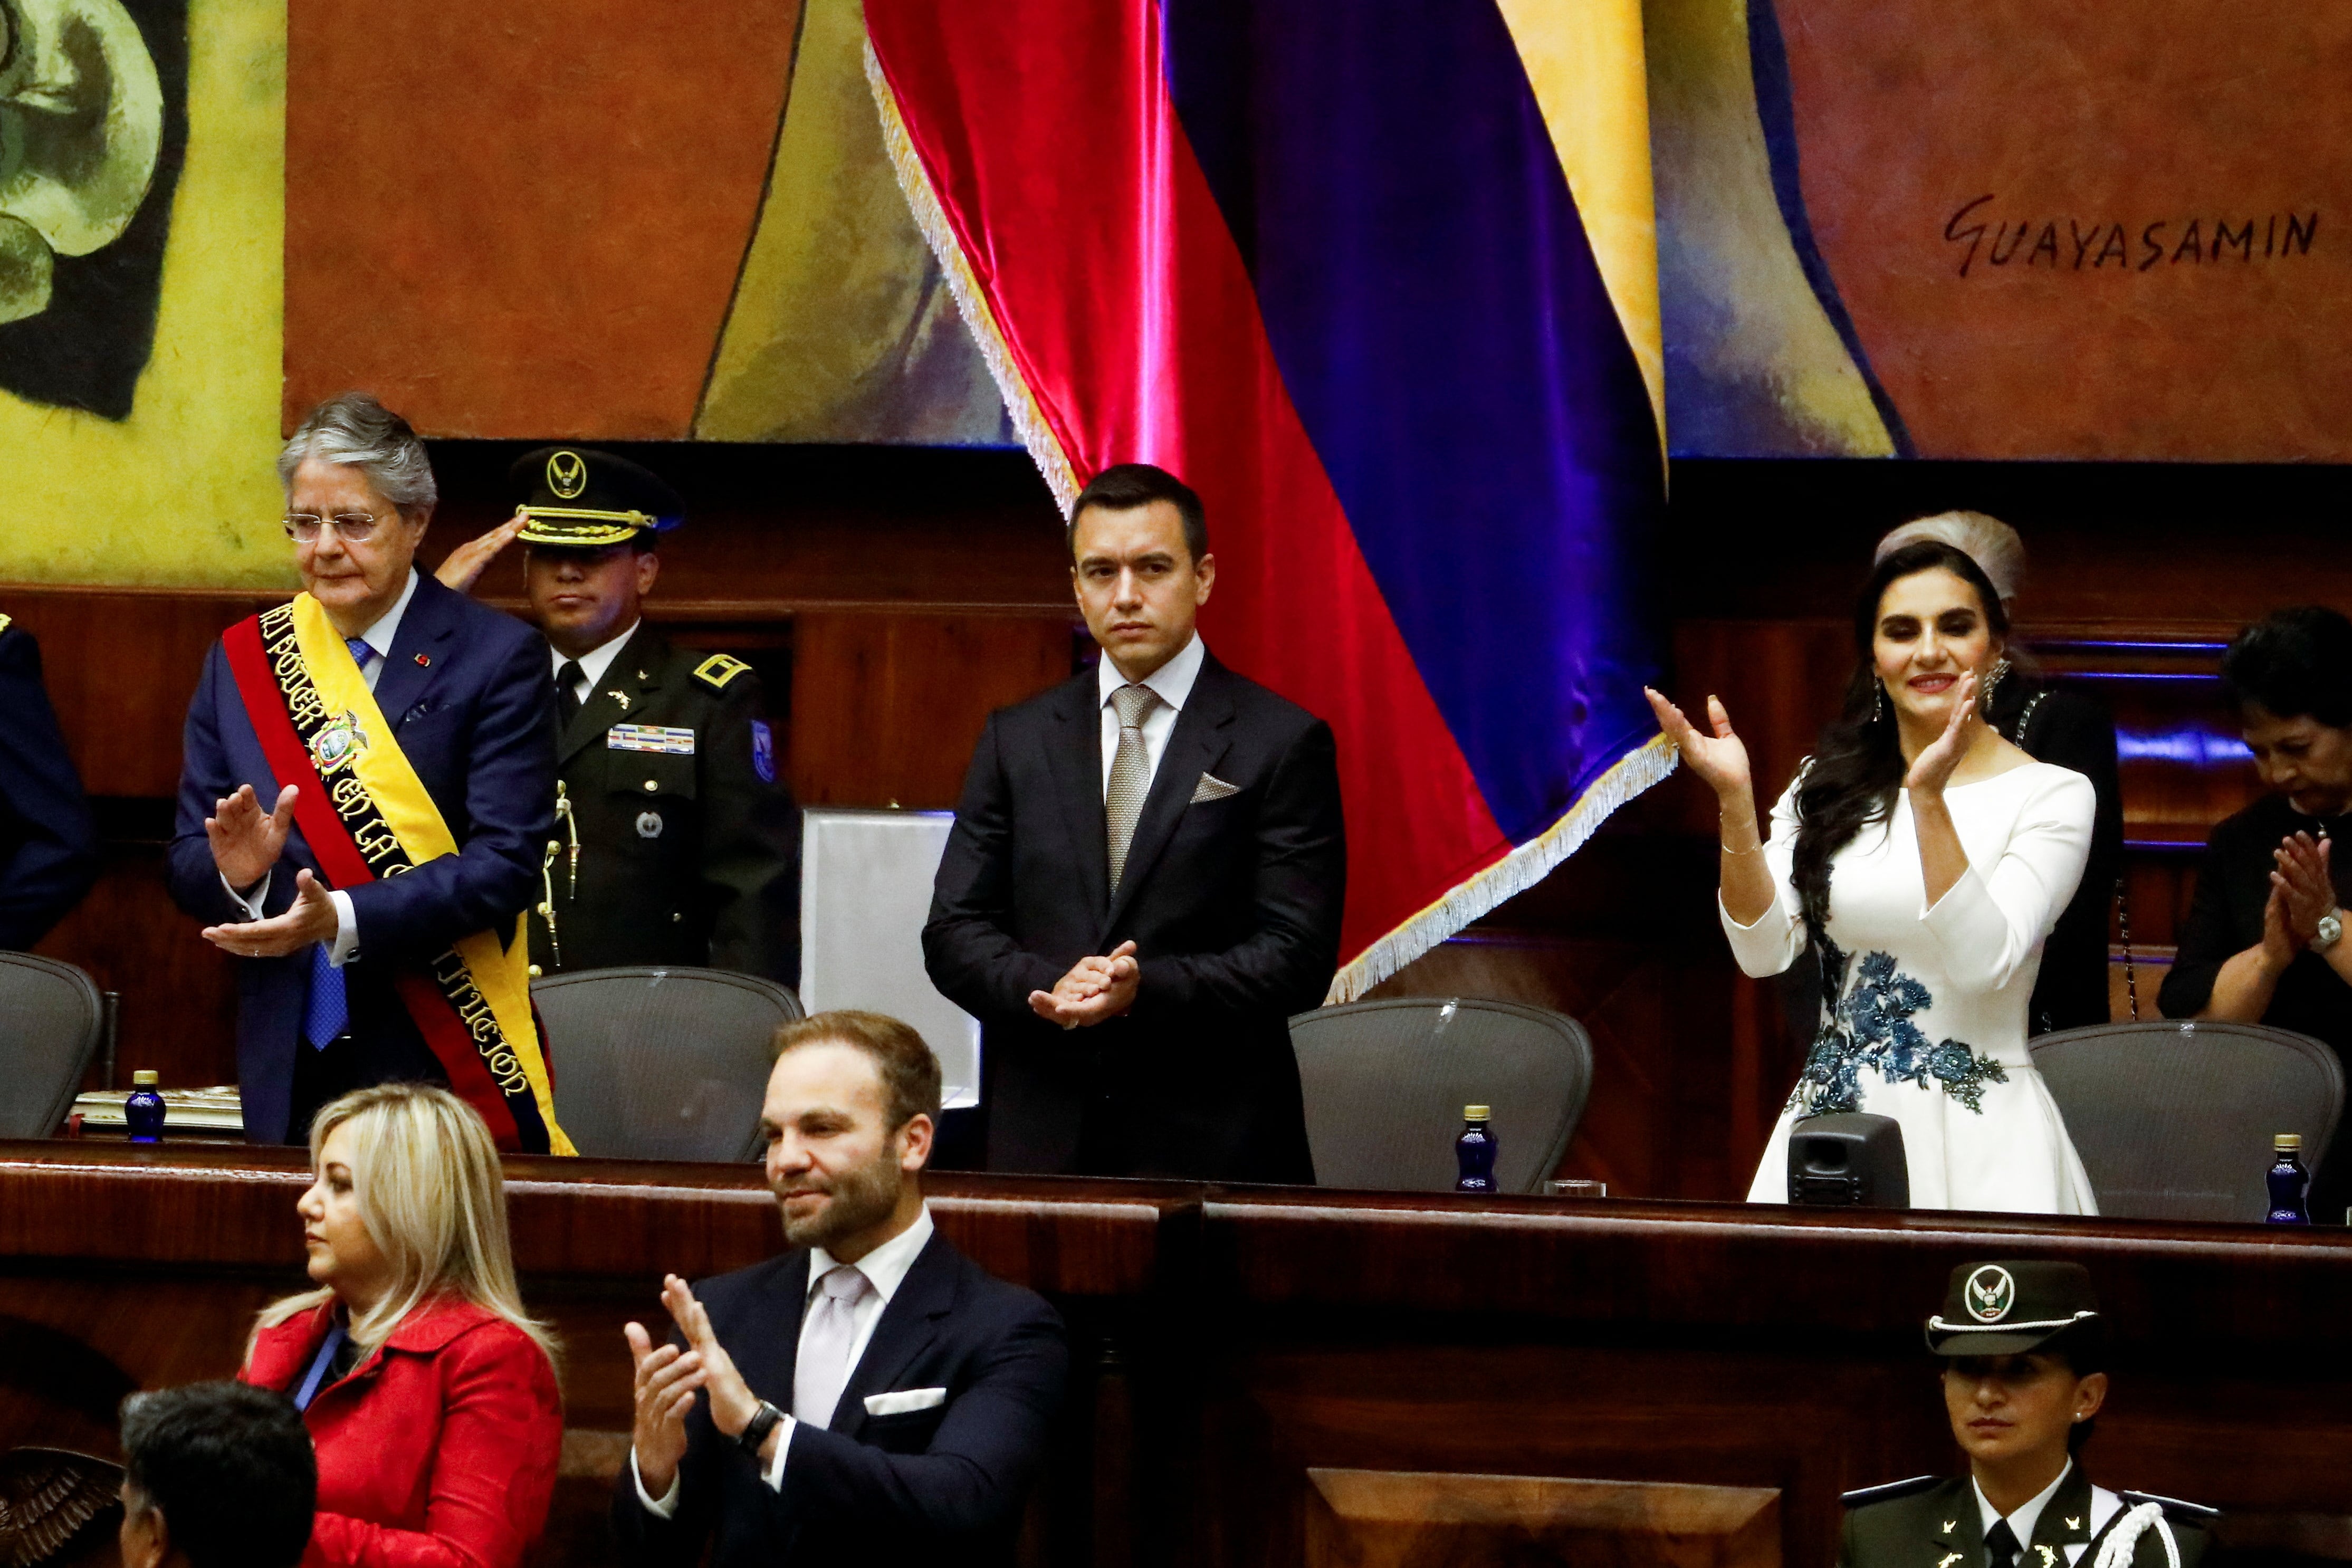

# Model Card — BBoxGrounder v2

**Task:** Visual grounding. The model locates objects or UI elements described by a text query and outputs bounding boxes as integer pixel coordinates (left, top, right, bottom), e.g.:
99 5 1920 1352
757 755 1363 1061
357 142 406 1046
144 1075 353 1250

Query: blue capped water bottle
1455 1105 1496 1194
125 1071 165 1144
2267 1133 2310 1224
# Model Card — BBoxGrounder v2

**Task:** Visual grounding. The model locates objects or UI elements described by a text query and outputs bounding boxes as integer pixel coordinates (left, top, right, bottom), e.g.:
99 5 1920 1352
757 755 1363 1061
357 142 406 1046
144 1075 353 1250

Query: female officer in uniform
1838 1260 2213 1568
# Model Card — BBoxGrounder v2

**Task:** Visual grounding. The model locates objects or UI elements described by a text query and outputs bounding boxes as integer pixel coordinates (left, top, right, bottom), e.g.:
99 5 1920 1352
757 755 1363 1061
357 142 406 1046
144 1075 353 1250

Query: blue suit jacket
167 573 555 1142
610 1229 1067 1568
0 623 98 950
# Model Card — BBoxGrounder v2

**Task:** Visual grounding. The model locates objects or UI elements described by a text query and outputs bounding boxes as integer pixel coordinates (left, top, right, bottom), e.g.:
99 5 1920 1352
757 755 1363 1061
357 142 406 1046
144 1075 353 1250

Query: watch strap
737 1401 784 1457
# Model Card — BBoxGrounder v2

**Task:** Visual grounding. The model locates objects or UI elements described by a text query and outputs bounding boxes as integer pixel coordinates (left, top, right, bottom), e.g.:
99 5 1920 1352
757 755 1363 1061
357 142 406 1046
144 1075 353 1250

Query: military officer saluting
438 447 800 986
1840 1260 2213 1568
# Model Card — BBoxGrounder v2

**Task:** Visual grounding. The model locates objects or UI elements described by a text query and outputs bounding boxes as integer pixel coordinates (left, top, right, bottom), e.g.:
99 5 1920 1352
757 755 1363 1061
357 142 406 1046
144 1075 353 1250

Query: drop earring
1981 656 2012 712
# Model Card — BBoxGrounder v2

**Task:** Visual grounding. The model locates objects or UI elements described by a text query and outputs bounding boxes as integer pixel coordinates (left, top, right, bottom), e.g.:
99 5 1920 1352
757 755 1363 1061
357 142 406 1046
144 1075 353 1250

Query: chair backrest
0 954 102 1140
534 967 804 1162
1291 997 1594 1194
2028 1019 2346 1222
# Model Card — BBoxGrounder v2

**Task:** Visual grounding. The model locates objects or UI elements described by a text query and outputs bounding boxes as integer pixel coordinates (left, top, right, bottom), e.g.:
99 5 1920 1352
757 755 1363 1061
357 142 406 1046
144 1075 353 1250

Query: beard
775 1143 903 1251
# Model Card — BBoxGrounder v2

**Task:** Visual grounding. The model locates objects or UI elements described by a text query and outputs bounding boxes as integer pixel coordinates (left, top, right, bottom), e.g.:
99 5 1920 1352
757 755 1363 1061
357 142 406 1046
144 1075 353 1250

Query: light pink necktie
792 1265 873 1428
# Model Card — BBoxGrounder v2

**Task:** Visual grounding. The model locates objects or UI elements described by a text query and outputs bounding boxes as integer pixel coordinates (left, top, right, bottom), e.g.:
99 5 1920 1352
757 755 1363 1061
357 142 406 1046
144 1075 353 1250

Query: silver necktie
792 1264 873 1429
1105 683 1161 893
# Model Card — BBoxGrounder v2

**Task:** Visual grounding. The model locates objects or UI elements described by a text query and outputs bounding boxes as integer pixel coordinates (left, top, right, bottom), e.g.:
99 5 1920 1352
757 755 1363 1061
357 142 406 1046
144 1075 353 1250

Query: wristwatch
737 1401 785 1457
2317 910 2345 953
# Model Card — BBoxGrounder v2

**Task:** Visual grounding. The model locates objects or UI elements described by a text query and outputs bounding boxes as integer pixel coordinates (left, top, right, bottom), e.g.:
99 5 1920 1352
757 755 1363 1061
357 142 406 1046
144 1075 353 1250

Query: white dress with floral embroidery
1726 760 2100 1214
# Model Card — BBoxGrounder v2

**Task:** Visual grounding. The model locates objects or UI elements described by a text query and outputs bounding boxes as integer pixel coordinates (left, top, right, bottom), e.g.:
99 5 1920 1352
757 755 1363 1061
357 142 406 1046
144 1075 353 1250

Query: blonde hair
256 1084 557 1368
1874 510 2025 605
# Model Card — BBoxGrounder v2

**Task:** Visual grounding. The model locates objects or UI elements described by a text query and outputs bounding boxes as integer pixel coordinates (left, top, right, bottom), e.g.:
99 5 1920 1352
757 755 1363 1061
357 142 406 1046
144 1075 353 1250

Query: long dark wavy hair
1789 541 2009 938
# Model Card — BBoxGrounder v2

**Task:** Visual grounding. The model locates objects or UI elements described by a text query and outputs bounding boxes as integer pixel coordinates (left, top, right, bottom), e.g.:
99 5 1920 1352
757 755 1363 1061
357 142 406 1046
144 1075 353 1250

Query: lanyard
292 1320 350 1412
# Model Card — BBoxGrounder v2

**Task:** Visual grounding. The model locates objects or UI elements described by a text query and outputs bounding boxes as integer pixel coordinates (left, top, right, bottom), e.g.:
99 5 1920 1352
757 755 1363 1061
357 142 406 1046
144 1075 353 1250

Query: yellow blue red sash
224 596 572 1154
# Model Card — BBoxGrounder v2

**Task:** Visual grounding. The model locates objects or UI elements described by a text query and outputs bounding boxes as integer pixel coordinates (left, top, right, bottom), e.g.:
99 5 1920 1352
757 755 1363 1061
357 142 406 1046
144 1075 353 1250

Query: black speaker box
1787 1112 1910 1208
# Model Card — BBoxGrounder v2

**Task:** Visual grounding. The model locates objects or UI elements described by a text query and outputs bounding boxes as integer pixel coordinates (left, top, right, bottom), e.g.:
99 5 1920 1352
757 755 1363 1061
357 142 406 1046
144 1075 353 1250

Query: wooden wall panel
790 611 1078 809
2 590 272 798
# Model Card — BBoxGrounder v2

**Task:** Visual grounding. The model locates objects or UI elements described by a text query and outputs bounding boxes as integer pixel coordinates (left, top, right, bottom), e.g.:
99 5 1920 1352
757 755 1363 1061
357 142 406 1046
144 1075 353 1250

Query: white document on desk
799 809 981 1110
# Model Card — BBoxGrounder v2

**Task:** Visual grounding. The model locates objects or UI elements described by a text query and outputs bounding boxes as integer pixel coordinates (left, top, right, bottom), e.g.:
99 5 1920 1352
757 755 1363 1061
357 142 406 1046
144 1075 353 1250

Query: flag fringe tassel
865 39 1082 514
1324 734 1679 1004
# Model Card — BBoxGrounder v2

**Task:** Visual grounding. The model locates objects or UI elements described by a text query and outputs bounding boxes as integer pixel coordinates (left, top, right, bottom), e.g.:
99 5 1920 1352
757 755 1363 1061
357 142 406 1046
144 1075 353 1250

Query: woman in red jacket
242 1083 562 1568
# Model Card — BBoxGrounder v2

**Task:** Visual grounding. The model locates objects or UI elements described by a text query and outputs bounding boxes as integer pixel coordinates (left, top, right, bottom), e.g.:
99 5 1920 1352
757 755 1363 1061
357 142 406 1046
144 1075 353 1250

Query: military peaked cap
1925 1259 2102 1356
510 446 685 547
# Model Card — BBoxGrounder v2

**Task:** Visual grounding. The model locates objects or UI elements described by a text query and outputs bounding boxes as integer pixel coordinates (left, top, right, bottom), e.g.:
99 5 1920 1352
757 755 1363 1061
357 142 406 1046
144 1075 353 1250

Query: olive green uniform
531 621 800 986
1838 1470 2211 1568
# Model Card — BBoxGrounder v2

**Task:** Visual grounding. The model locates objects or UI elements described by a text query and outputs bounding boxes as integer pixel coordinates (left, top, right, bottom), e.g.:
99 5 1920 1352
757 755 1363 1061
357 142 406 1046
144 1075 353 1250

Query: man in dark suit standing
0 610 98 949
615 1010 1065 1568
924 463 1345 1183
167 393 565 1151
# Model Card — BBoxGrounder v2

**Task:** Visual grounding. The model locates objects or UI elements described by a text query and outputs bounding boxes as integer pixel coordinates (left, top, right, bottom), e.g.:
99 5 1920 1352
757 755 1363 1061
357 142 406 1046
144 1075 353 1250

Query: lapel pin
609 690 631 710
414 653 431 666
2066 1519 2080 1532
1941 1523 1956 1535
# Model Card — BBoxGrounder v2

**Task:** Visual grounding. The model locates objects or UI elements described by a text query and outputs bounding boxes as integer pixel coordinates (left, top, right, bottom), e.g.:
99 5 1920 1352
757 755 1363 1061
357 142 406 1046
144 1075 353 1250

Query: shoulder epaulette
1840 1476 1944 1509
692 653 751 692
2118 1491 2220 1523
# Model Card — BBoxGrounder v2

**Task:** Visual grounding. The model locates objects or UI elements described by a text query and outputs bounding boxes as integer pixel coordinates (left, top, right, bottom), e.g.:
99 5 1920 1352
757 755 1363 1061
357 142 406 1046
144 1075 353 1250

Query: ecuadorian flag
867 0 1671 997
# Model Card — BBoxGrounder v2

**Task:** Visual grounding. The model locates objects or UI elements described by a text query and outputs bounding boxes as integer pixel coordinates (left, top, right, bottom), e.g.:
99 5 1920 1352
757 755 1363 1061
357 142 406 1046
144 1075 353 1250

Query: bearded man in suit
923 462 1346 1183
616 1010 1066 1568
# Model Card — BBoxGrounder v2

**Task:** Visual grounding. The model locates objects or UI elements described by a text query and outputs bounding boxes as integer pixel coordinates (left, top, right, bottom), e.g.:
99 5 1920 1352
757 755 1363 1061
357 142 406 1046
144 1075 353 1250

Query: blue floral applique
1789 942 2009 1116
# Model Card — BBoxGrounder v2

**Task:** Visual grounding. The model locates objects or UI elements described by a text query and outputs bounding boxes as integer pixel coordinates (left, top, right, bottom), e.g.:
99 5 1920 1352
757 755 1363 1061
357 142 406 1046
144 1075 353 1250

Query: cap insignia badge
308 710 369 778
548 450 588 499
1965 1264 2016 1322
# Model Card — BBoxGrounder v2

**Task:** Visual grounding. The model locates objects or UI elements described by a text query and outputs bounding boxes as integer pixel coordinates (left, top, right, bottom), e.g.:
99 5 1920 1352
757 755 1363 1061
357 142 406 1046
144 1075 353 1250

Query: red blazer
244 1297 562 1568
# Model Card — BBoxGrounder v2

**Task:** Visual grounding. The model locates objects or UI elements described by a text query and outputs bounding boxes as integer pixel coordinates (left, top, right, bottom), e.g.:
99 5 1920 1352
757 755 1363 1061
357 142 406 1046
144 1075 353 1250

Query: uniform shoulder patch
1840 1476 1944 1509
2118 1491 2220 1523
692 653 751 692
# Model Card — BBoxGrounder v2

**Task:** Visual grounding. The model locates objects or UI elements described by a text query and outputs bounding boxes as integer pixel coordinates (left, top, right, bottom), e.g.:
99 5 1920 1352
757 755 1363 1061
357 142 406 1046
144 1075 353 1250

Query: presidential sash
223 596 573 1155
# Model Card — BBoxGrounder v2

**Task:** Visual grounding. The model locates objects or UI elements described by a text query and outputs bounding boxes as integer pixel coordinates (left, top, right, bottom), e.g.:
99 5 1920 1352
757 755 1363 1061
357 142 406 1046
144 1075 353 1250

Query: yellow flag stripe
1494 0 1666 448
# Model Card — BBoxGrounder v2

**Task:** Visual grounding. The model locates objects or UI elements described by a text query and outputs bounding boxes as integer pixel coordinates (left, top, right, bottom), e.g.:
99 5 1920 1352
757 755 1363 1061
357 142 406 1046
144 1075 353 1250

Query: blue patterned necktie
300 636 371 1048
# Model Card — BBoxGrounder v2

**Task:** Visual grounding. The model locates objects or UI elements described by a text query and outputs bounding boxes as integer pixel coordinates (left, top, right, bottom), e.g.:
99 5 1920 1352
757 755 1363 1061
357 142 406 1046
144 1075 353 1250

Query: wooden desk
0 1145 2344 1566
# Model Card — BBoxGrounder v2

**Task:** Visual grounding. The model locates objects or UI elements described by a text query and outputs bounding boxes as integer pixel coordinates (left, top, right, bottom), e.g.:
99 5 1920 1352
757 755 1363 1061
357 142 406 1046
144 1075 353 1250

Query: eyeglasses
283 512 382 543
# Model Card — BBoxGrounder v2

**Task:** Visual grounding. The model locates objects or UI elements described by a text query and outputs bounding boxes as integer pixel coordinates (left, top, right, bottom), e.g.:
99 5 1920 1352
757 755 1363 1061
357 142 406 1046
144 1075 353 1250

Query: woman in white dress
1646 540 2099 1213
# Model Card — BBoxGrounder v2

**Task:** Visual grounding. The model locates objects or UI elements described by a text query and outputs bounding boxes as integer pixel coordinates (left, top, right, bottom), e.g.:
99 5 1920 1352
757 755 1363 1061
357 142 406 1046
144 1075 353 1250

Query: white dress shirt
1975 1458 2072 1555
1096 632 1205 797
635 1204 936 1516
223 569 420 964
550 619 640 707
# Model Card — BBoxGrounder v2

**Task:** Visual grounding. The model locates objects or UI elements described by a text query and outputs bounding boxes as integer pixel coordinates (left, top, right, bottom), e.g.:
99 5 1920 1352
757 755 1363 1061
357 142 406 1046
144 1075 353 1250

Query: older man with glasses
166 393 571 1152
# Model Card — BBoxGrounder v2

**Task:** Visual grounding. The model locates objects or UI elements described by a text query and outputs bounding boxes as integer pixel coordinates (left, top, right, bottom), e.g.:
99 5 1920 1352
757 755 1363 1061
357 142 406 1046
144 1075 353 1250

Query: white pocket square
1190 772 1240 804
863 1387 948 1417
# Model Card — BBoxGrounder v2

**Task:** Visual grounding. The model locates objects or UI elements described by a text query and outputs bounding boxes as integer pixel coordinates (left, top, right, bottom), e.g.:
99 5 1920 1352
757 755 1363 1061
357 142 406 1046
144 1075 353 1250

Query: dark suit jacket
166 572 556 1143
534 622 800 985
609 1229 1067 1568
0 621 97 950
1838 1470 2210 1568
923 653 1345 1182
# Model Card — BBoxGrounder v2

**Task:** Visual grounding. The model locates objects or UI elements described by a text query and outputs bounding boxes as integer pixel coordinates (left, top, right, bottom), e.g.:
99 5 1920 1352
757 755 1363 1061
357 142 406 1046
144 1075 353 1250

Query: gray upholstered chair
2028 1018 2345 1222
1290 997 1594 1194
533 967 803 1162
0 953 102 1140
